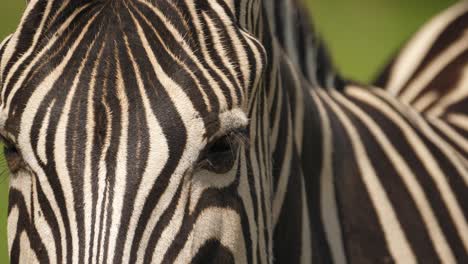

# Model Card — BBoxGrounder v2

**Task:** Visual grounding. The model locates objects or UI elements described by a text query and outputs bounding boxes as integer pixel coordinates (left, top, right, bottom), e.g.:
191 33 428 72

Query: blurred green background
0 0 457 262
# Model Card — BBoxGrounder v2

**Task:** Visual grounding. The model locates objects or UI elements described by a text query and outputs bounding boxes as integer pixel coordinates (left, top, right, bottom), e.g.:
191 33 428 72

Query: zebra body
0 0 467 263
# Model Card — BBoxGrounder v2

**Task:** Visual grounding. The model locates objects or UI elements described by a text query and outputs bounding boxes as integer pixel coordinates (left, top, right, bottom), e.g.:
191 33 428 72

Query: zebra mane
236 0 344 90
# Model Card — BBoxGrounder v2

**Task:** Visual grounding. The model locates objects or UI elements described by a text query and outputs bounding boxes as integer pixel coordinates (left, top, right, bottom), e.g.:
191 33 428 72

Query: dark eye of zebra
1 136 23 174
197 129 247 173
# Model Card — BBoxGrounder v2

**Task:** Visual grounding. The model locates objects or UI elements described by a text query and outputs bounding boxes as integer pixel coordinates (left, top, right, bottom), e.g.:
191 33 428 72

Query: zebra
0 0 466 263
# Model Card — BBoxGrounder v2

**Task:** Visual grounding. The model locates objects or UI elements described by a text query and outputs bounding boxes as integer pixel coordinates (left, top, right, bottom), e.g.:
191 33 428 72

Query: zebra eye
198 129 247 173
1 136 23 174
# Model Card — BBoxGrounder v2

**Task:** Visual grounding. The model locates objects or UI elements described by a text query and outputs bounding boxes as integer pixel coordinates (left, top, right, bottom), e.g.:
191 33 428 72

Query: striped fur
0 0 467 263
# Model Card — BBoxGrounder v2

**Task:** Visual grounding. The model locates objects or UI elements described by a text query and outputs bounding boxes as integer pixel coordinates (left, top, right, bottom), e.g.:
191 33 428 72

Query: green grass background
0 0 457 262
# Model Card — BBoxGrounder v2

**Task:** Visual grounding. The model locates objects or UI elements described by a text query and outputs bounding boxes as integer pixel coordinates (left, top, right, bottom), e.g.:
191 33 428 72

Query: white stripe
150 171 191 264
247 95 263 264
209 0 252 92
283 0 298 66
54 33 100 264
237 151 260 263
412 91 438 112
119 34 169 264
270 71 283 153
240 30 267 110
356 87 468 252
202 12 241 105
0 0 41 100
319 89 416 263
83 42 101 264
286 57 305 154
335 88 456 263
0 34 13 84
429 117 468 155
134 0 213 112
37 100 55 164
180 0 230 108
3 4 92 113
426 64 468 117
310 89 347 264
2 0 54 95
400 32 468 103
53 35 101 264
123 9 205 262
300 172 312 264
189 160 239 213
267 49 280 113
386 1 468 94
446 113 468 131
17 12 98 263
174 208 247 264
105 60 130 264
7 205 19 255
19 231 39 263
91 51 113 264
272 103 293 227
32 172 57 264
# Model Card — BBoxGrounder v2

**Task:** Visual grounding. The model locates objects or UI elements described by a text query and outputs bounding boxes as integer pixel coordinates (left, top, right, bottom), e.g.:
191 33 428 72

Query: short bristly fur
0 0 467 263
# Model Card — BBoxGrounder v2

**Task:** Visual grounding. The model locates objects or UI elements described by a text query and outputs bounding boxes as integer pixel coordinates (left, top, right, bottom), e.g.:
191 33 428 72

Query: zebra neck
235 0 341 88
234 0 349 262
268 48 346 262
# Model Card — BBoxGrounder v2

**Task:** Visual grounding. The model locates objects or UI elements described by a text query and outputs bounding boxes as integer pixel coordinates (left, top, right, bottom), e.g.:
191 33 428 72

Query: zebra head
0 0 271 263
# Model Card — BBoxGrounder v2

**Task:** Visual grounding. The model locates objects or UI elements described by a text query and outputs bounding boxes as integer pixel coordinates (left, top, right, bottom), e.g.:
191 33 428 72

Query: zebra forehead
0 0 266 141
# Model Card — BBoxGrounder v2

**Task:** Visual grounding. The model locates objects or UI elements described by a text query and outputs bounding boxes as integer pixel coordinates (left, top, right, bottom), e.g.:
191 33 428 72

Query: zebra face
0 0 268 263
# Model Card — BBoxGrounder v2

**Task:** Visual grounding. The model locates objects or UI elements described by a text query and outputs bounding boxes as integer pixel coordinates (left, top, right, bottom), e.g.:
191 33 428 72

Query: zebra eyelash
206 127 250 153
224 127 250 147
194 127 249 170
